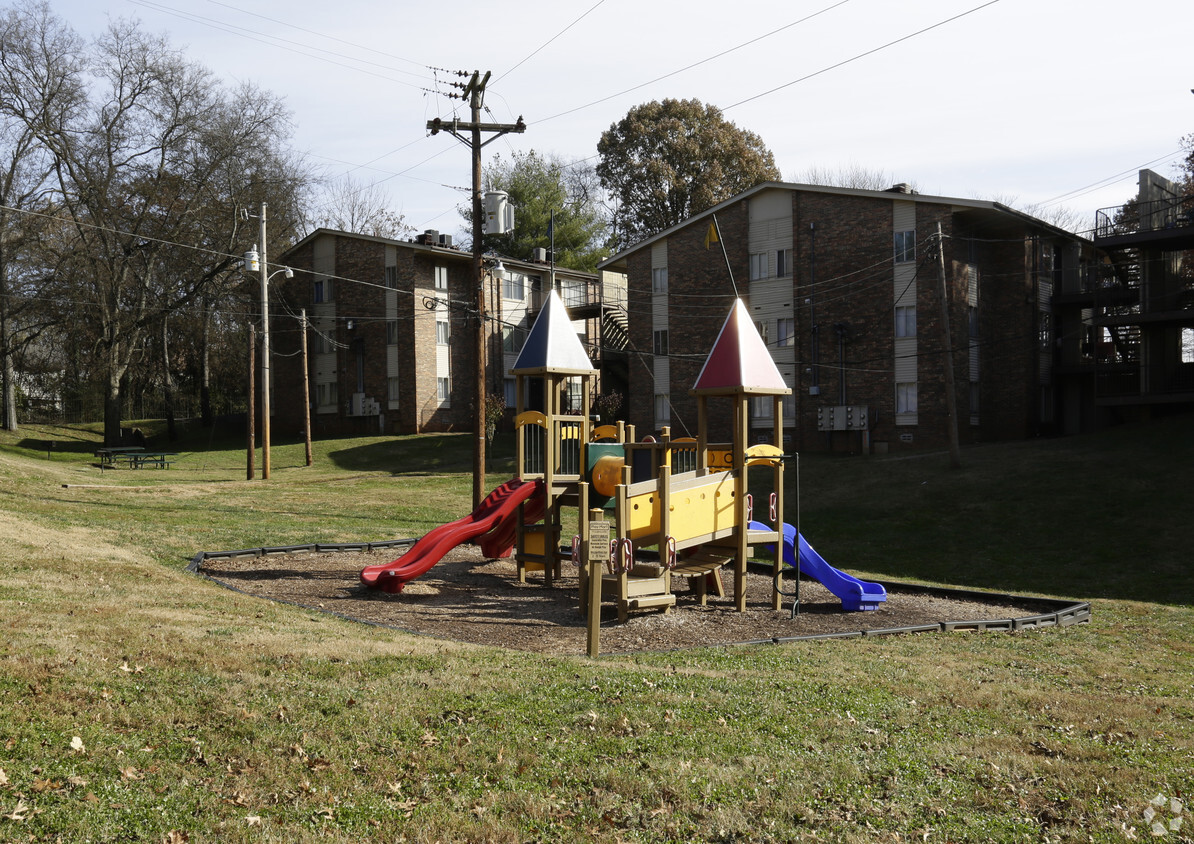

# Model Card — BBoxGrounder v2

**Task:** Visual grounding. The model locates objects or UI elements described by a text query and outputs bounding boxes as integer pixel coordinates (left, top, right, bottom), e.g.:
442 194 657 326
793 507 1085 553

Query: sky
45 0 1194 242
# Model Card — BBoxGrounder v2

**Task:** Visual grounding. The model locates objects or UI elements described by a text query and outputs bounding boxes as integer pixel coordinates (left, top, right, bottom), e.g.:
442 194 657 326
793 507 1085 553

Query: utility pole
427 71 525 510
935 222 963 470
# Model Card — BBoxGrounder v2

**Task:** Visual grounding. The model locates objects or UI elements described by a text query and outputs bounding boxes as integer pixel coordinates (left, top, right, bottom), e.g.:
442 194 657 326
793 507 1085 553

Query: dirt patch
198 544 1058 655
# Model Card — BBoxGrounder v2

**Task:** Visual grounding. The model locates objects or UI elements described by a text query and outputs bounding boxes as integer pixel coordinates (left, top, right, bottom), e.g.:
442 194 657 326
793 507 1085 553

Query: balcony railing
1095 195 1194 240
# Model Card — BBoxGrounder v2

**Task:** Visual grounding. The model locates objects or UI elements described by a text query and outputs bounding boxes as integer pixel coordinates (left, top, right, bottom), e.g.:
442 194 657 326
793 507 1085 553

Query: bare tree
313 174 412 240
792 163 908 192
0 8 305 443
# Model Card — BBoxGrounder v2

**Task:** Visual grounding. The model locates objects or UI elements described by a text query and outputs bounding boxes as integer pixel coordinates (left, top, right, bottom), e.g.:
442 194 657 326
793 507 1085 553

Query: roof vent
886 183 916 194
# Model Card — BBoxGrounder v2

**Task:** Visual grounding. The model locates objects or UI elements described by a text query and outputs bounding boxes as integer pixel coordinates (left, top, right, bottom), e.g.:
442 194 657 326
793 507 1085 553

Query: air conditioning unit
438 234 453 248
348 392 366 416
532 247 547 263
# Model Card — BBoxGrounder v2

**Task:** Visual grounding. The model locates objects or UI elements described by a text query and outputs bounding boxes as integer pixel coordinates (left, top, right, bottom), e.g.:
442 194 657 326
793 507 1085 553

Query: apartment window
313 279 331 303
436 316 450 345
776 317 794 347
749 252 768 281
752 396 773 419
969 381 980 416
502 272 524 300
316 382 338 408
755 320 768 345
1039 312 1052 350
895 306 917 338
564 378 584 414
776 248 791 278
653 329 669 356
894 230 916 263
388 376 401 404
969 306 979 339
385 266 398 290
434 265 448 290
782 393 795 423
654 394 670 424
437 377 450 404
504 377 516 407
652 267 668 293
386 320 399 345
896 382 918 414
1182 327 1194 364
502 326 525 353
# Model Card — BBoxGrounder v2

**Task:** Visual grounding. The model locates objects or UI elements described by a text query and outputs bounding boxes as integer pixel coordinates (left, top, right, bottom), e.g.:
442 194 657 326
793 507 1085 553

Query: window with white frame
776 248 791 278
436 314 449 345
502 325 525 353
651 267 668 293
749 252 768 280
752 395 773 419
502 272 524 300
895 305 917 338
894 230 916 264
388 376 401 404
386 320 399 345
316 382 338 408
782 393 795 423
313 278 332 303
436 377 450 404
434 265 448 290
654 393 670 425
653 329 668 356
776 317 794 347
896 382 918 414
385 266 398 290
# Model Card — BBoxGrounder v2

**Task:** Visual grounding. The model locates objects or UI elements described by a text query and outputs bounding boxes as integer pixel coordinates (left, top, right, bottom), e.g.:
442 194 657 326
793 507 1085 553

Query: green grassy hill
0 418 1190 842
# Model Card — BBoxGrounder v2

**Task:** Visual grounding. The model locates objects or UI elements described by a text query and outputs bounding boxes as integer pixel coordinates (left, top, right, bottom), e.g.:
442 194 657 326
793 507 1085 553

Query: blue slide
750 521 887 612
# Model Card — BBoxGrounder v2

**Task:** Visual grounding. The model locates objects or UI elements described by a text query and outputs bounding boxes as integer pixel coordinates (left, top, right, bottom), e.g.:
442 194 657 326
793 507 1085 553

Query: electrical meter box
817 405 869 431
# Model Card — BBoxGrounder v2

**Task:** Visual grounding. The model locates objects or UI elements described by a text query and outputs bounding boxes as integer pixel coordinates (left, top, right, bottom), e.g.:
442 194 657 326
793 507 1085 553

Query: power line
724 0 1002 111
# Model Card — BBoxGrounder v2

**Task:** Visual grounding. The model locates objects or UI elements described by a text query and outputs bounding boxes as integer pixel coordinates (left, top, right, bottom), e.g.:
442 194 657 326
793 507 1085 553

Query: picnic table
96 447 178 469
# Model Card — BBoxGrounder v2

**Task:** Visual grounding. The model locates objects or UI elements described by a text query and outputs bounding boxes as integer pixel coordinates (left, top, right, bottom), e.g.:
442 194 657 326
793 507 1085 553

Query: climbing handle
769 492 777 524
663 536 677 570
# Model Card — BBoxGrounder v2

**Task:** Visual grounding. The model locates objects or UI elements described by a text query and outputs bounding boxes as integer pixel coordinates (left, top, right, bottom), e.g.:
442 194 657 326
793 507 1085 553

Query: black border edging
186 542 1092 651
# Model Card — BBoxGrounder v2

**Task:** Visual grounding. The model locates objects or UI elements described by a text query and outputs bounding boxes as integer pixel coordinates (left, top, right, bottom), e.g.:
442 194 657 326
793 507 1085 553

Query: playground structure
361 290 885 652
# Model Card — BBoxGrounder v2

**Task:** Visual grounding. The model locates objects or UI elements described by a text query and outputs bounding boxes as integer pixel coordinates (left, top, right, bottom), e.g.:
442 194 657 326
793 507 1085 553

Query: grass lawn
0 416 1191 842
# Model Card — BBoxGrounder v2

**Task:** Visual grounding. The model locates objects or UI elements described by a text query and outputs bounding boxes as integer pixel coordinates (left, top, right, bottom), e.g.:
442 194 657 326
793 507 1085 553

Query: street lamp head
283 267 294 279
493 259 506 280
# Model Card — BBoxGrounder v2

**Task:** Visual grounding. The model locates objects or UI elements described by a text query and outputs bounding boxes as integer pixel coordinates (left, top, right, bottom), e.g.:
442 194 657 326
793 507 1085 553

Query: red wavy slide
360 478 544 594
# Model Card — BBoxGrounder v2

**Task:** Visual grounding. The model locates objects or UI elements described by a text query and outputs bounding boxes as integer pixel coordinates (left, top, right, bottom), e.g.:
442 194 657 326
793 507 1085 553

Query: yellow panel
522 531 545 556
516 410 547 429
706 449 733 471
745 443 784 466
627 473 740 544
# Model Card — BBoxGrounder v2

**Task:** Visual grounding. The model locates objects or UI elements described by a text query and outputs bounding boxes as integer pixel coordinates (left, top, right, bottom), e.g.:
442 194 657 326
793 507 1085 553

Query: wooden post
735 396 749 612
585 504 607 658
247 322 255 480
936 222 963 470
300 309 313 467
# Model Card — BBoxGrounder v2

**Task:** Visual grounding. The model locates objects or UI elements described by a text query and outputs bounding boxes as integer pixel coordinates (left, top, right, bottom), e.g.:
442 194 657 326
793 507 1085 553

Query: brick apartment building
272 228 619 438
598 182 1100 454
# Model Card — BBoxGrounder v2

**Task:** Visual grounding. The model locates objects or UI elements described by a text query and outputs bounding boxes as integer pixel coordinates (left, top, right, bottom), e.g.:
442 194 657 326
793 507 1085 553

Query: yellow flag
704 221 719 250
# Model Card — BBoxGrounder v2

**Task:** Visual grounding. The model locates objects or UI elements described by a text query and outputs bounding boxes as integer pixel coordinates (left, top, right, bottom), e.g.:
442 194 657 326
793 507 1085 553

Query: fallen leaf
245 816 262 827
67 776 88 788
0 768 8 788
120 767 144 781
4 798 30 821
70 736 85 754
